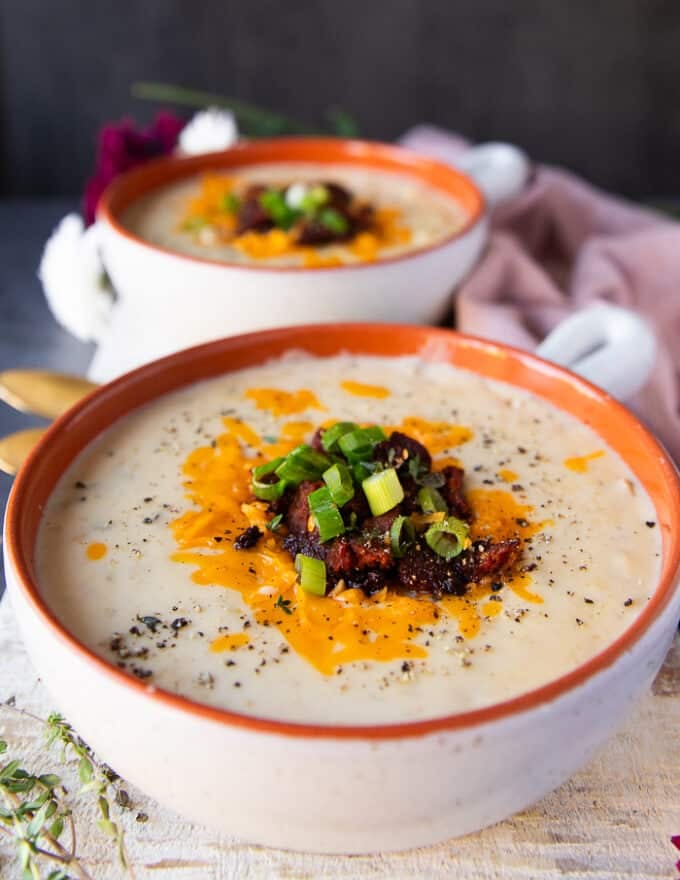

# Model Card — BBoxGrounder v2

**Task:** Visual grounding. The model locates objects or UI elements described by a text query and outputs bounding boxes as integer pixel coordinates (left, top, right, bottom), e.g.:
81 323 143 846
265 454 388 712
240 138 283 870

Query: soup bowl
4 322 680 854
82 137 529 381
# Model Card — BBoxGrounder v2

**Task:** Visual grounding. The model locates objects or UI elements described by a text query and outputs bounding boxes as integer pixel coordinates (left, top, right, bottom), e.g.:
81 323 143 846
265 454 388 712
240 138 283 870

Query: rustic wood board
0 597 678 880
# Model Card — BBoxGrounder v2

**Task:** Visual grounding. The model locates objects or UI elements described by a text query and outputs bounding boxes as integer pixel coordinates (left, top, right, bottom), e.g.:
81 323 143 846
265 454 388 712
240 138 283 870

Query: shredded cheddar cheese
564 450 605 473
169 401 551 674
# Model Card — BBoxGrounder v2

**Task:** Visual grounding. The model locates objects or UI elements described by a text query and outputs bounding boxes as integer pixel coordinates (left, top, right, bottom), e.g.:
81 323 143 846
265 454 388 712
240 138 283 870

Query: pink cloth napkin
400 126 680 464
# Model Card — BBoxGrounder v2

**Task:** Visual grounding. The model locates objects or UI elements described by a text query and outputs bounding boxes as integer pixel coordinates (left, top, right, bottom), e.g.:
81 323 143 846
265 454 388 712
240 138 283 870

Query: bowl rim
6 323 680 741
97 136 486 274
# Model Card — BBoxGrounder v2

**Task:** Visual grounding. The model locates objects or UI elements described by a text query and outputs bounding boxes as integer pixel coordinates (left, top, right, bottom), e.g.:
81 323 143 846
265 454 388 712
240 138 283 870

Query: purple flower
83 112 185 225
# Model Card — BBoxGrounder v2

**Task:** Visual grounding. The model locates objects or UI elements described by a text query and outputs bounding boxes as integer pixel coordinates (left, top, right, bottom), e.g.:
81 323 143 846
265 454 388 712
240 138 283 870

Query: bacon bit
233 525 262 550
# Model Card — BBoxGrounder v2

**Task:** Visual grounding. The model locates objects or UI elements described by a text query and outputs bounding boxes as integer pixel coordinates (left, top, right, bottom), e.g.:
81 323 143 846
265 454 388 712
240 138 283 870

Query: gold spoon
0 428 49 475
0 370 97 420
0 370 98 475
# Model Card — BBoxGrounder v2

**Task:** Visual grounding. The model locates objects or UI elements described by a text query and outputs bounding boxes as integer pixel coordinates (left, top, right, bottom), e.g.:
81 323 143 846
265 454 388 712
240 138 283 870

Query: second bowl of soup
86 138 528 381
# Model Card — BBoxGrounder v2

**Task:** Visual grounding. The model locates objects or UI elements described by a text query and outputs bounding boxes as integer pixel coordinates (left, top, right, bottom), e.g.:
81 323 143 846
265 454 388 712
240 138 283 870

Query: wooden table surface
0 199 678 878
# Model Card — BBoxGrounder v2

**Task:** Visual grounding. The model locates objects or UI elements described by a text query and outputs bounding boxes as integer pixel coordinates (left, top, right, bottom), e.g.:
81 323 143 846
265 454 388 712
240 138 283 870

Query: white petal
178 107 239 156
38 214 114 343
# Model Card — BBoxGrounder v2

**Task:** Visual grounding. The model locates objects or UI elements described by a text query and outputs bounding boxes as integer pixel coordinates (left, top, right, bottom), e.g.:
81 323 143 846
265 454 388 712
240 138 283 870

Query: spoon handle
0 370 97 420
0 428 48 475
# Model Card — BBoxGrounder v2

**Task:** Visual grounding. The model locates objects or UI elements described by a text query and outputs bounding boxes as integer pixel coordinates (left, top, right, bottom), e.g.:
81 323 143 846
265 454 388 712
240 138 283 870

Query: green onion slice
220 192 241 213
322 462 355 507
295 554 327 596
275 444 330 485
417 486 448 515
252 458 287 501
362 467 404 516
353 462 373 484
182 216 207 231
300 184 329 213
308 486 345 542
259 188 298 229
338 426 387 463
390 515 415 558
321 422 358 454
424 517 470 560
319 207 349 235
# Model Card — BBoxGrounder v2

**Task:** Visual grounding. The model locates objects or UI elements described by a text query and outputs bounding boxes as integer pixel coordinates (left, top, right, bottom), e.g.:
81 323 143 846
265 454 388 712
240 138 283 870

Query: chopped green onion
319 207 349 235
308 486 345 542
362 467 404 516
267 513 284 532
353 462 373 483
295 554 327 596
259 188 299 229
338 426 386 463
390 515 415 558
275 444 330 484
321 422 358 454
252 458 287 501
300 184 329 213
182 216 207 231
418 486 448 514
363 426 388 444
425 517 470 560
220 192 241 213
323 462 355 507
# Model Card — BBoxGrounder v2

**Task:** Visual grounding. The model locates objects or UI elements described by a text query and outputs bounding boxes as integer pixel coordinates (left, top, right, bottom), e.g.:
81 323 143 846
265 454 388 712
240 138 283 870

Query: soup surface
36 355 661 725
122 163 468 267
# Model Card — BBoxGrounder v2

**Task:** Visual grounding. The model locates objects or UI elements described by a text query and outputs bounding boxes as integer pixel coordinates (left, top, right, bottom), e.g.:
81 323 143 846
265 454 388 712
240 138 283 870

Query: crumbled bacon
268 428 521 596
439 465 472 521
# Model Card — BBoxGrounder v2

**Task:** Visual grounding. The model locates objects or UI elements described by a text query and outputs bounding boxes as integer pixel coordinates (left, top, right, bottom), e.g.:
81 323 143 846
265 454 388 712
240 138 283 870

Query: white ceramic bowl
4 322 679 854
84 138 529 381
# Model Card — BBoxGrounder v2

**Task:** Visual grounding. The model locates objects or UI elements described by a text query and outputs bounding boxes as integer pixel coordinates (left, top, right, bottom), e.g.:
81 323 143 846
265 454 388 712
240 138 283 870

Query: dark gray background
1 0 680 199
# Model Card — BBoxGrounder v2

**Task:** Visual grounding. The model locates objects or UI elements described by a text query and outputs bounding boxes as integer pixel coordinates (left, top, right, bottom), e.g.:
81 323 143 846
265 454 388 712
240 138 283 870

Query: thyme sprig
0 706 135 879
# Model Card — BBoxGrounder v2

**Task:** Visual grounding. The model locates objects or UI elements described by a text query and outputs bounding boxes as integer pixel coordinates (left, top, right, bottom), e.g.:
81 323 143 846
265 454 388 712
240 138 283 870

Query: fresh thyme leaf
407 454 434 485
38 774 61 788
78 756 94 785
0 740 7 754
275 595 293 615
267 514 283 532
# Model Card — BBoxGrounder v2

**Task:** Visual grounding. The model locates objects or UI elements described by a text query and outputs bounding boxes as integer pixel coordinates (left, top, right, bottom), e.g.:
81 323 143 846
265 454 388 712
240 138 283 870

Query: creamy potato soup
122 164 468 267
37 355 661 725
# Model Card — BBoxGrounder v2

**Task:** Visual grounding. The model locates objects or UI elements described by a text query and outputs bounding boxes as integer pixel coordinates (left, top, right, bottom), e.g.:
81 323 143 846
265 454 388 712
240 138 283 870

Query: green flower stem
132 81 318 135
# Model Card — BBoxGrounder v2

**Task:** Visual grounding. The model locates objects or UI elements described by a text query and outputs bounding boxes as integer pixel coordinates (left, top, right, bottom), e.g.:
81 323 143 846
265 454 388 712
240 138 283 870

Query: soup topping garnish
244 423 521 599
180 175 412 265
170 408 545 674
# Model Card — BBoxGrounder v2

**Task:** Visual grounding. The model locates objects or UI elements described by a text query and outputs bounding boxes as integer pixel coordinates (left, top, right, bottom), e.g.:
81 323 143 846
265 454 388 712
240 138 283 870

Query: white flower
178 107 239 155
38 214 114 343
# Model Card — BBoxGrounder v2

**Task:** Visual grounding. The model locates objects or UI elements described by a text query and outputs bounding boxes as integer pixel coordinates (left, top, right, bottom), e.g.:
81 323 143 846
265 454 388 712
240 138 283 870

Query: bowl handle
535 303 657 401
455 142 531 206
